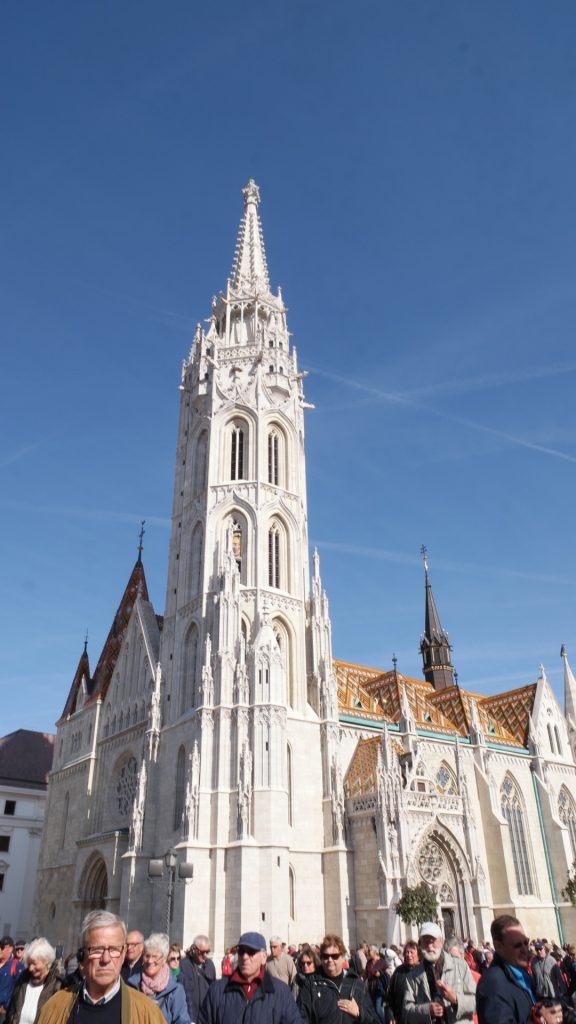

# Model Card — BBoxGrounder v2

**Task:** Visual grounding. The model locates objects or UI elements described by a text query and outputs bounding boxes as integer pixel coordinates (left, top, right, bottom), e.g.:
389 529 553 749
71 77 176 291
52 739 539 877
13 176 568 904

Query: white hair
144 933 169 959
23 938 56 968
270 936 284 945
81 911 126 948
192 935 210 947
369 945 380 955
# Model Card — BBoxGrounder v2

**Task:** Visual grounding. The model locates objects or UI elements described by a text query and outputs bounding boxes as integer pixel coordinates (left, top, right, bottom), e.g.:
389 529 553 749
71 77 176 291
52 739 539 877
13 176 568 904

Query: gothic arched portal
78 852 108 912
410 826 471 939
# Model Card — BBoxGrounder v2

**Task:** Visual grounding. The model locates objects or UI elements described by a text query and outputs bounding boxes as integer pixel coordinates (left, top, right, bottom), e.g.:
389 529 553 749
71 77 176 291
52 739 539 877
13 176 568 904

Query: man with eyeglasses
476 915 535 1024
199 931 301 1024
179 935 215 1023
36 911 164 1024
121 932 145 982
297 934 377 1024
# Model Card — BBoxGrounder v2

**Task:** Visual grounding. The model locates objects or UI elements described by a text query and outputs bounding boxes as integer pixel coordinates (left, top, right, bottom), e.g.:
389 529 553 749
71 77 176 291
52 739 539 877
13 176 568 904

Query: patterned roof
0 730 55 789
335 659 536 747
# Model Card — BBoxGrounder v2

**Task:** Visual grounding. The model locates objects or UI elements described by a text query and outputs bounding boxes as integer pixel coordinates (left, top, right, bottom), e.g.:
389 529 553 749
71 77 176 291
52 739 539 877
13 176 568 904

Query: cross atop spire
230 179 270 294
421 543 428 573
137 520 146 563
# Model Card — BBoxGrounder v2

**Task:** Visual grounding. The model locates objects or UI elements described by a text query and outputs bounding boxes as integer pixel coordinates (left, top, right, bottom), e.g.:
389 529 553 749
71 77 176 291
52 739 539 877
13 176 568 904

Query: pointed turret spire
419 546 455 691
230 180 270 293
61 638 92 718
561 645 576 729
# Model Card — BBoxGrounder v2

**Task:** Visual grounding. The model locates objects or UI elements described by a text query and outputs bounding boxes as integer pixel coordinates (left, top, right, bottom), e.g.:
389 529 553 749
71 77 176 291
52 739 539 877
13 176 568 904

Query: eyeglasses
85 946 125 960
193 948 211 957
511 939 530 949
300 960 314 967
126 942 143 949
321 952 342 961
168 956 180 963
238 947 261 957
143 954 164 963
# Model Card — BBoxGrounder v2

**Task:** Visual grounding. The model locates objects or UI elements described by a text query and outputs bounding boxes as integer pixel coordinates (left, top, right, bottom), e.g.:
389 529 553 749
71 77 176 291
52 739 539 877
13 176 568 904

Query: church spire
419 545 455 691
561 644 576 729
230 179 270 294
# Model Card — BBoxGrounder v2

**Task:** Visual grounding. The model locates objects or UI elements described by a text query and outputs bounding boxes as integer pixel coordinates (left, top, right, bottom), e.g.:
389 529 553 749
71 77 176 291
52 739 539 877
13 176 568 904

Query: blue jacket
0 959 24 1010
128 972 190 1024
200 971 302 1024
476 955 534 1024
179 956 216 1022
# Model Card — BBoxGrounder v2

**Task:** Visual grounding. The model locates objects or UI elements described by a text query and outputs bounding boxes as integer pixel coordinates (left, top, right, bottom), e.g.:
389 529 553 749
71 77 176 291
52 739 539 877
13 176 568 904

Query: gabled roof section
61 643 91 718
230 180 270 295
88 559 149 704
335 660 384 722
0 730 55 789
345 734 403 798
479 682 537 747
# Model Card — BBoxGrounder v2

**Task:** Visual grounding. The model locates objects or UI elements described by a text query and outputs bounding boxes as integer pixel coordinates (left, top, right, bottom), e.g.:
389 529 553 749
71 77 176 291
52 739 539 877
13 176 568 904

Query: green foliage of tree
562 859 576 906
394 882 438 926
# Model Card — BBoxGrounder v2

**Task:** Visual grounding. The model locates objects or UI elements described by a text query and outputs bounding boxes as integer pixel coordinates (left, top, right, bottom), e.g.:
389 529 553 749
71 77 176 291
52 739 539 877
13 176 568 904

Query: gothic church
34 182 576 953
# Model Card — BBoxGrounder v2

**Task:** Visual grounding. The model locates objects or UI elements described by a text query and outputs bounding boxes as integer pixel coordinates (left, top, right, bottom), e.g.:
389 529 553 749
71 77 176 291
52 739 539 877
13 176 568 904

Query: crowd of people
1 913 576 1024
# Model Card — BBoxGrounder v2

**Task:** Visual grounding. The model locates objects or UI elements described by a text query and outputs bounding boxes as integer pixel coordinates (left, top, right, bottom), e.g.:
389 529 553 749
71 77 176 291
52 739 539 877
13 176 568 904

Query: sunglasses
321 952 342 960
511 939 530 949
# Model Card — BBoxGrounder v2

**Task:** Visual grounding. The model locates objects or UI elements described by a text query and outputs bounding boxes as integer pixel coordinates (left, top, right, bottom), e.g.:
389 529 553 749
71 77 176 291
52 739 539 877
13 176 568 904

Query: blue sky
2 1 576 734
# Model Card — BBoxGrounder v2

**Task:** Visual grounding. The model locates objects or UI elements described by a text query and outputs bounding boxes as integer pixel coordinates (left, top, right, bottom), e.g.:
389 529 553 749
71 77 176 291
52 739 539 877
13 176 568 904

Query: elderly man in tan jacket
37 912 164 1024
266 938 296 987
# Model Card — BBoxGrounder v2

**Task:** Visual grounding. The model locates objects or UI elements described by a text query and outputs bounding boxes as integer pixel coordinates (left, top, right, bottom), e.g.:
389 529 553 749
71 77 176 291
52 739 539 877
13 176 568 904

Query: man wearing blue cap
199 932 301 1024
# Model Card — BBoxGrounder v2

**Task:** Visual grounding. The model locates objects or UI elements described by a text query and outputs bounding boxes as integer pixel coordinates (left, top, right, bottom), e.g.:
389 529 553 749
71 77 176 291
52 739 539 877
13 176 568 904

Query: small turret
419 546 455 691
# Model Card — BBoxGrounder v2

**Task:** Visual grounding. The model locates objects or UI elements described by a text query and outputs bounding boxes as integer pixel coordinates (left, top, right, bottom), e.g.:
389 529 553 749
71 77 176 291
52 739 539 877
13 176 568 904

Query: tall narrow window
555 726 563 754
268 431 279 485
174 746 186 830
287 743 294 826
181 623 199 713
231 425 245 480
232 519 242 574
269 524 280 588
190 523 203 597
500 775 534 895
558 787 576 860
60 792 69 849
289 865 295 919
193 431 208 496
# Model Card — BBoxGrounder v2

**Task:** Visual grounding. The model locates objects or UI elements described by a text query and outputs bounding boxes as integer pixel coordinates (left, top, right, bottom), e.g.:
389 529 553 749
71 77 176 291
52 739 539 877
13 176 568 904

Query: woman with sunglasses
292 945 320 997
128 934 190 1024
297 935 377 1024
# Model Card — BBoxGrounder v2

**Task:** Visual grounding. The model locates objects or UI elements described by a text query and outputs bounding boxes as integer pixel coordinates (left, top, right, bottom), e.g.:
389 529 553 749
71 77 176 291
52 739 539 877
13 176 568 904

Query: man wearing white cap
403 922 476 1023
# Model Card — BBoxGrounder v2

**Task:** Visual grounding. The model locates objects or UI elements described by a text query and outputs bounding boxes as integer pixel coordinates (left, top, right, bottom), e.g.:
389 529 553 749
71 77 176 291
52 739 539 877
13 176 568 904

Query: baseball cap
419 922 442 940
0 936 15 948
238 931 266 952
534 942 545 950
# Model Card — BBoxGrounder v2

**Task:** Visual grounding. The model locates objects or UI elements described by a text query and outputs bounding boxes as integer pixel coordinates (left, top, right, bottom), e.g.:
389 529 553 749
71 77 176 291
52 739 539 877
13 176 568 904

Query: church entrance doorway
79 853 108 912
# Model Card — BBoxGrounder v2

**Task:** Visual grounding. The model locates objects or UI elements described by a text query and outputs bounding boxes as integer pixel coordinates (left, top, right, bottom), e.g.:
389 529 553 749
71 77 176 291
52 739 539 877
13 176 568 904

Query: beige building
33 182 576 954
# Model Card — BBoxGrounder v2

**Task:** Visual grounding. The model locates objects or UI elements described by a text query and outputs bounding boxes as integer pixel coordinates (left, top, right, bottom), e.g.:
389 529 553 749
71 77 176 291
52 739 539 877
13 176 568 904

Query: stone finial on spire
84 629 88 655
561 644 576 729
230 180 270 293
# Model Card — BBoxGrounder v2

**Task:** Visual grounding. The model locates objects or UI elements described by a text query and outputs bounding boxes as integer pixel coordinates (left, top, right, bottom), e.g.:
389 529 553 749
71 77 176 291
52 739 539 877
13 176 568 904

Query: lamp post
148 851 194 935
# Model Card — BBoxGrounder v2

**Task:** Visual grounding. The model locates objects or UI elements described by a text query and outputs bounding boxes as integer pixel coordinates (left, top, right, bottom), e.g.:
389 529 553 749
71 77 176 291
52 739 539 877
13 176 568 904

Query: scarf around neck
141 963 170 997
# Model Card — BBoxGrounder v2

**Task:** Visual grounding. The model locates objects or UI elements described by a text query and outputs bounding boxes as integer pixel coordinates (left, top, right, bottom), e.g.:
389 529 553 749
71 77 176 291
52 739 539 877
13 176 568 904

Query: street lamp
148 851 194 934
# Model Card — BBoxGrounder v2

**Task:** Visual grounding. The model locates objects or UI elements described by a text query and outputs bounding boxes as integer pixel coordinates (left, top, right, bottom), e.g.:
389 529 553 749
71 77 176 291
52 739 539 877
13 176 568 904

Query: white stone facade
33 183 576 954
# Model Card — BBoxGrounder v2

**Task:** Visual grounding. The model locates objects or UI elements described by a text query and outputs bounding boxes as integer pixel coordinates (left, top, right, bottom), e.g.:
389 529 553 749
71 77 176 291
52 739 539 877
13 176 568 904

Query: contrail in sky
306 366 576 465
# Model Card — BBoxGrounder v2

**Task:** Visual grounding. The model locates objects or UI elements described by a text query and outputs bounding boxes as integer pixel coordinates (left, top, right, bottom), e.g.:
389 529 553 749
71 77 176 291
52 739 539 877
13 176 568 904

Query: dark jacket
297 968 377 1024
385 964 412 1023
179 956 216 1022
476 954 534 1024
200 971 302 1024
127 972 190 1024
122 958 144 983
6 965 62 1024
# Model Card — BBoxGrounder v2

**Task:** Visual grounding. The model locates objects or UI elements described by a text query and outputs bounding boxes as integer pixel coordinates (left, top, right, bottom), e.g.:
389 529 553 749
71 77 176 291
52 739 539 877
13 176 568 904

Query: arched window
174 746 186 831
287 743 294 826
436 762 457 795
558 787 576 860
268 430 279 485
500 775 534 895
60 792 69 849
232 519 243 575
190 523 203 597
181 623 199 713
289 864 295 920
269 523 281 588
193 431 208 497
231 424 245 480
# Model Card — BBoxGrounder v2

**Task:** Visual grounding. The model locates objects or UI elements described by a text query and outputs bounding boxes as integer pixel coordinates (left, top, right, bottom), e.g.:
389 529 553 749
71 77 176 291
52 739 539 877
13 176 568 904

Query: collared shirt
507 966 535 1004
82 980 121 1006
